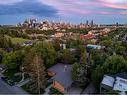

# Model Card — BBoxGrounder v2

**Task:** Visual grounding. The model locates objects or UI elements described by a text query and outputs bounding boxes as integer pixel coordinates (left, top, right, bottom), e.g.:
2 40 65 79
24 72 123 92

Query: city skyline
0 0 127 24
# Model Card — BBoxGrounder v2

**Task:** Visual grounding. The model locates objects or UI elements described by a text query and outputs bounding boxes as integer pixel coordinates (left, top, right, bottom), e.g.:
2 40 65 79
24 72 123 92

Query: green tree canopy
23 52 47 94
33 42 56 67
91 55 127 85
62 49 75 64
115 45 126 55
2 50 25 69
72 62 89 87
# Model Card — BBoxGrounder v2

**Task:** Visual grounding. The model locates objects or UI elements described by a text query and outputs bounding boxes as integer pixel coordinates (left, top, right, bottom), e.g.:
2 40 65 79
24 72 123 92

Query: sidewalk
15 79 31 87
44 84 52 95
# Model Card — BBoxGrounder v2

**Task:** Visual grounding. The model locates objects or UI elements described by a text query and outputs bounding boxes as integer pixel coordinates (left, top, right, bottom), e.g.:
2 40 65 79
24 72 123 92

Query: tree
53 39 61 51
91 65 105 87
100 39 112 47
0 36 8 48
90 49 107 66
23 52 47 94
72 63 89 87
33 42 56 67
8 38 13 48
33 54 47 94
2 50 24 69
80 51 87 64
115 45 126 55
66 39 83 48
76 45 86 60
91 55 127 86
103 55 127 74
62 49 75 64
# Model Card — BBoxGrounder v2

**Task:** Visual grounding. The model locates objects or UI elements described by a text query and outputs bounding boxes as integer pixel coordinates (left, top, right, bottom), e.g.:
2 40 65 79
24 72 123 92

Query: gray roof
48 63 73 88
115 72 127 79
101 72 127 90
101 75 115 87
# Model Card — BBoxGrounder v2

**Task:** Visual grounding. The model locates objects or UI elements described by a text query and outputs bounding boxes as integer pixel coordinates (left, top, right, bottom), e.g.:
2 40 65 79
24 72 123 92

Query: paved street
0 74 28 94
0 78 13 94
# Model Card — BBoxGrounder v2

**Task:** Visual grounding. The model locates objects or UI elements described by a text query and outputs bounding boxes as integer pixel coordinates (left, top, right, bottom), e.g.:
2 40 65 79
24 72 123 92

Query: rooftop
101 72 127 92
87 44 102 49
113 77 127 91
101 75 115 87
48 63 73 88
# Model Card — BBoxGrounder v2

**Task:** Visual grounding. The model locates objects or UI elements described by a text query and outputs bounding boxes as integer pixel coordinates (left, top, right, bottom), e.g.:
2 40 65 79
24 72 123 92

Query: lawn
11 38 31 44
5 35 31 44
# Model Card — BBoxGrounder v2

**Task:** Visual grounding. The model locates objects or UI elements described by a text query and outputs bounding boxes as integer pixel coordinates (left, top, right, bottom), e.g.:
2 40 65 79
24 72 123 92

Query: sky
0 0 127 24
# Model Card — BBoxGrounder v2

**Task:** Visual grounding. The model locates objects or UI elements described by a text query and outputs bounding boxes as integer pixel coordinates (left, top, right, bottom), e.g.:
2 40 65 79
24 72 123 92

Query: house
48 63 73 93
80 34 96 40
54 32 64 38
100 72 127 94
100 75 115 92
86 44 103 50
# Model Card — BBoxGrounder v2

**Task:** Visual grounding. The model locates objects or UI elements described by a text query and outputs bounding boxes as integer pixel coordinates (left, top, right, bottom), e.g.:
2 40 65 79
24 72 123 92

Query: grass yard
5 35 31 44
11 38 31 44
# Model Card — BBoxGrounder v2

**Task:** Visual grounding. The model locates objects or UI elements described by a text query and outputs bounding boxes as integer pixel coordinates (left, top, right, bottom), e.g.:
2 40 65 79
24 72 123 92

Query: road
0 74 28 94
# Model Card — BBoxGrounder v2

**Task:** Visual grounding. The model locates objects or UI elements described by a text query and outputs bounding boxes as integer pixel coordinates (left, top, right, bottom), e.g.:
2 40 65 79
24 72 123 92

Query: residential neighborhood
0 21 127 94
0 0 127 94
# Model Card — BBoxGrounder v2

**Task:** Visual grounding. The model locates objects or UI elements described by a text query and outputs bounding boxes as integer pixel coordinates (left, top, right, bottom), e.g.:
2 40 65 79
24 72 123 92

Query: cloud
97 0 127 9
0 0 58 17
0 0 127 24
0 0 23 5
38 0 127 16
0 0 127 17
38 0 93 16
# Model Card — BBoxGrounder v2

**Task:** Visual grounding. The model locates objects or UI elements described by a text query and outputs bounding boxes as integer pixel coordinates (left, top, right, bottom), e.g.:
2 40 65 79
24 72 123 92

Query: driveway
0 74 28 94
82 82 97 94
67 86 83 95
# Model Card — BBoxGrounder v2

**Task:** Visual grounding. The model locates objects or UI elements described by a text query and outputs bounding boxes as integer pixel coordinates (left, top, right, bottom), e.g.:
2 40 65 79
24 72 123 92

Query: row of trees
0 28 29 39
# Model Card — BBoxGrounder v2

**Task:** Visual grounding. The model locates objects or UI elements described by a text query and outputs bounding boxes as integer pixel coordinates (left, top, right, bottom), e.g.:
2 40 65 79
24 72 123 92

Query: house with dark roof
48 63 73 93
100 72 127 94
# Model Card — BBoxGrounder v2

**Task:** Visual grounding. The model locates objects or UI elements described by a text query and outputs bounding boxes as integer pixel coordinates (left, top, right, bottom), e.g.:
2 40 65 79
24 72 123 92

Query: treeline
66 29 88 34
0 35 13 49
0 27 29 39
25 29 55 35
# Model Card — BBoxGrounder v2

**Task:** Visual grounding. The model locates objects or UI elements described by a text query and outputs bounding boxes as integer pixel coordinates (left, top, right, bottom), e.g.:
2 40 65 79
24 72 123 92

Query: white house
100 72 127 94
